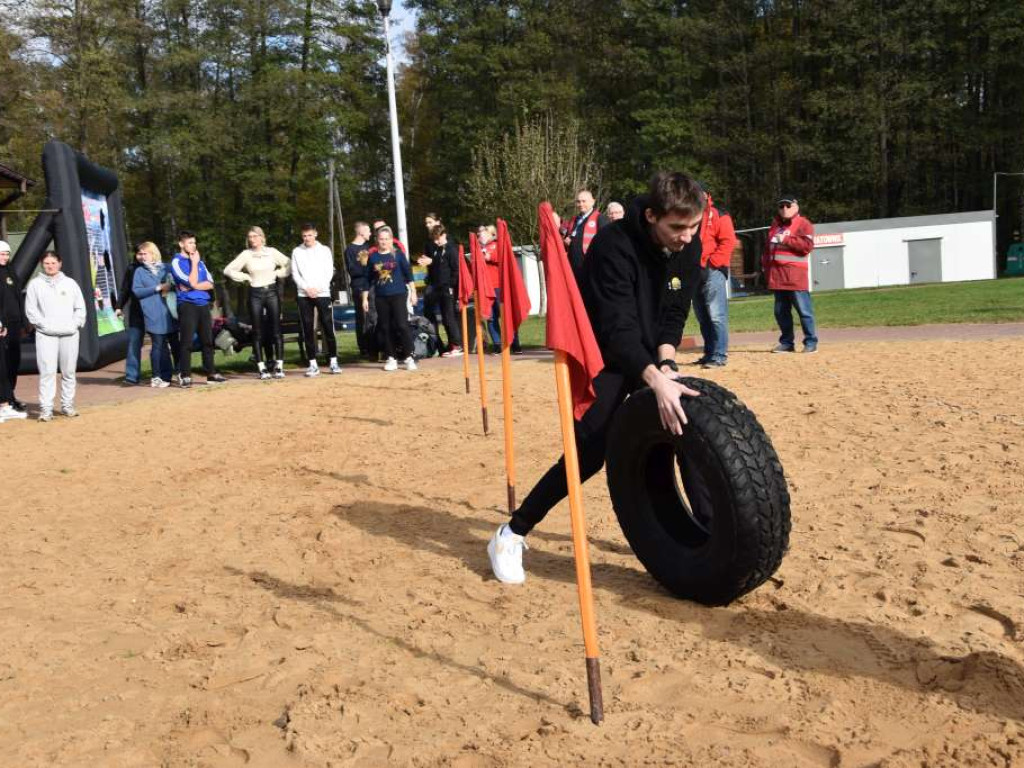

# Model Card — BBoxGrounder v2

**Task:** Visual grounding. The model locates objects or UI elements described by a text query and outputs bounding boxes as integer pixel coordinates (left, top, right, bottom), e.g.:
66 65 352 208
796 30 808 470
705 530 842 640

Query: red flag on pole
496 219 531 339
457 243 473 305
538 201 604 419
469 233 495 321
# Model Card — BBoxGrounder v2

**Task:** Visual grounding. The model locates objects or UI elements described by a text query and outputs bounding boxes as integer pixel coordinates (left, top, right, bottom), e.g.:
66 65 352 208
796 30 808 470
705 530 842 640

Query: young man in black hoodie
488 172 706 584
417 223 463 356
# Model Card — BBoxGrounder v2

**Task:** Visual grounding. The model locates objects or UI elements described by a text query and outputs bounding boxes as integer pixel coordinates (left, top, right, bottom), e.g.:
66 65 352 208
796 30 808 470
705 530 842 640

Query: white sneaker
0 404 27 421
61 407 80 418
487 524 527 584
38 411 53 423
383 357 398 372
273 362 286 379
305 364 320 378
404 356 418 371
329 361 342 375
150 377 170 388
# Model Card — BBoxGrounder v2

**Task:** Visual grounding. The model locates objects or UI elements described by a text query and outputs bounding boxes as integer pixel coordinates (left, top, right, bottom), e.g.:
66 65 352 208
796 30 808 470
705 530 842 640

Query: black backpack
408 314 439 358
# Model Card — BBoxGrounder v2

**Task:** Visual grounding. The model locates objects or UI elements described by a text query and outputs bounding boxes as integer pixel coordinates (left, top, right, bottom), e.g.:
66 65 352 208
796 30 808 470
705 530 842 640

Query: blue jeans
149 331 178 381
774 290 818 348
487 289 521 350
694 268 729 362
124 325 144 383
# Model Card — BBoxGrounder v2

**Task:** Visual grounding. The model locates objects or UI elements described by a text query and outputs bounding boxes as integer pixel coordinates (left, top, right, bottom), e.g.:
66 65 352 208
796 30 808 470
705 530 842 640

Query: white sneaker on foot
0 404 27 421
38 411 53 422
383 357 398 372
487 524 527 584
404 356 418 371
305 364 320 378
61 407 80 418
329 362 342 374
273 361 286 379
150 377 170 388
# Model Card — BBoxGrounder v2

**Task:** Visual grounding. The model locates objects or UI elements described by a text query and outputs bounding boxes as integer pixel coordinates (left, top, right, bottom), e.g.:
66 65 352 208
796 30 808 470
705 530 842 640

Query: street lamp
377 0 408 248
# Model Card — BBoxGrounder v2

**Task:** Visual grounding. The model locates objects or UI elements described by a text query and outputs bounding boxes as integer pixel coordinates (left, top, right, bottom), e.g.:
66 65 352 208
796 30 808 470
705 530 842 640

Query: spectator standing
131 242 178 388
0 240 27 414
478 224 521 354
171 230 226 387
24 251 86 421
418 223 463 356
606 201 625 222
223 226 291 379
693 191 738 368
763 195 818 353
363 226 417 372
292 222 341 377
564 189 610 279
117 247 147 385
345 221 373 358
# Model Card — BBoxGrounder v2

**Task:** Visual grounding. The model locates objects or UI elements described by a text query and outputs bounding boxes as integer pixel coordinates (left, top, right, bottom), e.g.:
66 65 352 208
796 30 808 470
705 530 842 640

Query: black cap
777 194 798 205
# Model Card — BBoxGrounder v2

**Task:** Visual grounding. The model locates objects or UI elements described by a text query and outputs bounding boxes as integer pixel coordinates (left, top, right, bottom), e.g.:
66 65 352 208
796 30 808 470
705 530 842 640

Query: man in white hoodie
291 222 340 376
24 251 87 421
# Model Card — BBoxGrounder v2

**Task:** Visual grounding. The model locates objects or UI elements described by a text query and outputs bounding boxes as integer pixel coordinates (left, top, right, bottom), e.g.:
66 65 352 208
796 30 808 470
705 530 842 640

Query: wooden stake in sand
474 288 489 434
553 350 604 724
461 302 471 394
499 294 516 515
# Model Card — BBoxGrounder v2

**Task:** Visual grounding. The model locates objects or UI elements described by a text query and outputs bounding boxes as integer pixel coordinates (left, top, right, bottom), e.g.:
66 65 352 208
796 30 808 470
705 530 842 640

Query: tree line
2 0 1022 270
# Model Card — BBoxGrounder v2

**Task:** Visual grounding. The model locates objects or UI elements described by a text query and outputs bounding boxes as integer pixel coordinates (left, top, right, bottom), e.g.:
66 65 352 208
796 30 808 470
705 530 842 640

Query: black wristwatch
658 359 679 372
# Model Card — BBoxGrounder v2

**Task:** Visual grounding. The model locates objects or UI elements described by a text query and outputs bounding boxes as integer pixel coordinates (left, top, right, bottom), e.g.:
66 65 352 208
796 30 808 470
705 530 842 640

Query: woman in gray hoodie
24 251 86 421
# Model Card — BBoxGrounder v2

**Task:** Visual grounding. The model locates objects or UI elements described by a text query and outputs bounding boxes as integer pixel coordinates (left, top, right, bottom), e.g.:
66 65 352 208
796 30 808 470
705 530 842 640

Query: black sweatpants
2 323 21 400
178 301 215 377
298 296 338 361
423 285 462 348
0 333 12 403
510 370 632 536
250 285 283 364
376 292 414 360
352 288 369 355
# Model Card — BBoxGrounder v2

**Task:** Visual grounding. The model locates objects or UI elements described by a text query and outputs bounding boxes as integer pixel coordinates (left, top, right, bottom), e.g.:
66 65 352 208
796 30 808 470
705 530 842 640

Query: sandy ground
2 336 1024 767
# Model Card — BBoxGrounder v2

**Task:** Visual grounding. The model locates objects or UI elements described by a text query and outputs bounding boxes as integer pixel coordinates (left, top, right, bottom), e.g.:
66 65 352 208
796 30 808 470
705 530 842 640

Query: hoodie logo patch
668 277 682 291
4 277 12 286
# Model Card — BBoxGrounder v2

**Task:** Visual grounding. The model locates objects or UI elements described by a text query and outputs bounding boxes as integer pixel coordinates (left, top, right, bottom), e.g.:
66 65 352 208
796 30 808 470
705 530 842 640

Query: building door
908 239 943 284
812 247 845 291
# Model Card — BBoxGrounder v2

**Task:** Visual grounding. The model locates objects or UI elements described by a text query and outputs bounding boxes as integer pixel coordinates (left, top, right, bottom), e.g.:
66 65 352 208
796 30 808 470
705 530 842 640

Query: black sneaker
691 357 710 366
11 400 26 412
207 373 227 384
511 347 525 356
702 359 727 368
179 376 193 389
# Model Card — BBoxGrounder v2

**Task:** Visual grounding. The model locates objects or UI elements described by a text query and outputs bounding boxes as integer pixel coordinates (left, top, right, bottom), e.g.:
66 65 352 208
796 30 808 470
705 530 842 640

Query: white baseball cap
0 241 10 254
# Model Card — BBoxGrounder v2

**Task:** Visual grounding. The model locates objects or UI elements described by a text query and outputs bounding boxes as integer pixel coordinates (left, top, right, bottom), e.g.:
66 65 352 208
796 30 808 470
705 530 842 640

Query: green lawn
516 277 1024 343
148 278 1024 376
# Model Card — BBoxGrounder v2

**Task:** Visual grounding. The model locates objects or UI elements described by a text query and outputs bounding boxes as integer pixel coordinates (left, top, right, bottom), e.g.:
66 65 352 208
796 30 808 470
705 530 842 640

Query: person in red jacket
693 191 738 367
763 194 818 353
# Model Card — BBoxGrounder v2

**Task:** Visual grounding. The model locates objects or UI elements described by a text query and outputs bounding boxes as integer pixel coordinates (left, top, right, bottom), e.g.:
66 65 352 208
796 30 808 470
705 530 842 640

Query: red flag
457 244 473 305
496 219 531 339
469 233 495 320
539 201 604 419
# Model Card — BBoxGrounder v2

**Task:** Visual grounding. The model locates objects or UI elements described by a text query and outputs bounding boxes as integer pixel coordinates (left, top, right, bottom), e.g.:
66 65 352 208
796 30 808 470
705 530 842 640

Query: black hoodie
0 262 24 329
578 194 702 382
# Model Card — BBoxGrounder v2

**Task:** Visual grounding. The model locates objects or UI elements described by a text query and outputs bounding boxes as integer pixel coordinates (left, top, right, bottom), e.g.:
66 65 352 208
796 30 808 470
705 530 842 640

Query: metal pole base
586 657 604 724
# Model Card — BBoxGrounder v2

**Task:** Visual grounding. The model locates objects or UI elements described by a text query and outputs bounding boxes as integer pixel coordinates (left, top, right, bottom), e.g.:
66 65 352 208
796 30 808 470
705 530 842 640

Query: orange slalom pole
461 303 471 394
499 294 516 515
553 350 604 725
474 291 489 434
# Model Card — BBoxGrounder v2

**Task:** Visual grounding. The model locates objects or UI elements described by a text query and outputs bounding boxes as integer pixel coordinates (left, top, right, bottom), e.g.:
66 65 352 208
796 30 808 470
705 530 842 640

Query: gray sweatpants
36 332 79 415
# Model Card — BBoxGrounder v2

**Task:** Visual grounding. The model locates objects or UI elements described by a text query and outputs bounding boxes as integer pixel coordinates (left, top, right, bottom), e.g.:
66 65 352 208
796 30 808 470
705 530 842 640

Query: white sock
276 360 284 368
330 357 338 366
257 362 266 371
308 360 318 368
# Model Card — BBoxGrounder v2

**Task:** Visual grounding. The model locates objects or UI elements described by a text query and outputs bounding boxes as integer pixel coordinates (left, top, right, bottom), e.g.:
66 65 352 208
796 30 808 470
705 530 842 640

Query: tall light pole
377 0 408 248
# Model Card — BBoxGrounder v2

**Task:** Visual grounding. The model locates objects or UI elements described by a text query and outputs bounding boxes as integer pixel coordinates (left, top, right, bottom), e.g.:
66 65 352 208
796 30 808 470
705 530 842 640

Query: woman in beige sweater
224 226 291 378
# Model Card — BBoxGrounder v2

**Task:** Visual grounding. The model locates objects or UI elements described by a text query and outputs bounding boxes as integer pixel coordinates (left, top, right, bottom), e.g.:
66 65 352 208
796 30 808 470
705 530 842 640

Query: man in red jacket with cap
763 194 818 353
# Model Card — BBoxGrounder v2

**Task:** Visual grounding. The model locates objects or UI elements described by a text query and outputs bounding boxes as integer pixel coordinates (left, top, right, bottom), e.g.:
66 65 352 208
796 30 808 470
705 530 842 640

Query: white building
810 210 996 291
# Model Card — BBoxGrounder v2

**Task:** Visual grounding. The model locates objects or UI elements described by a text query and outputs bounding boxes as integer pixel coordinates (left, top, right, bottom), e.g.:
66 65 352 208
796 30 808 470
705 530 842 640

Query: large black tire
605 377 790 606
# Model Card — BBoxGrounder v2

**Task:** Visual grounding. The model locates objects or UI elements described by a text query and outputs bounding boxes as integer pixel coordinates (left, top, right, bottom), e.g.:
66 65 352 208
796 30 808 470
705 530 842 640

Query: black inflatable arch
12 140 129 372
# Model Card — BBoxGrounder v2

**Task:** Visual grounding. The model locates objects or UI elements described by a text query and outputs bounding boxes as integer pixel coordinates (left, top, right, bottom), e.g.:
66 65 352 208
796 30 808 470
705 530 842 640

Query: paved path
8 322 1024 413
